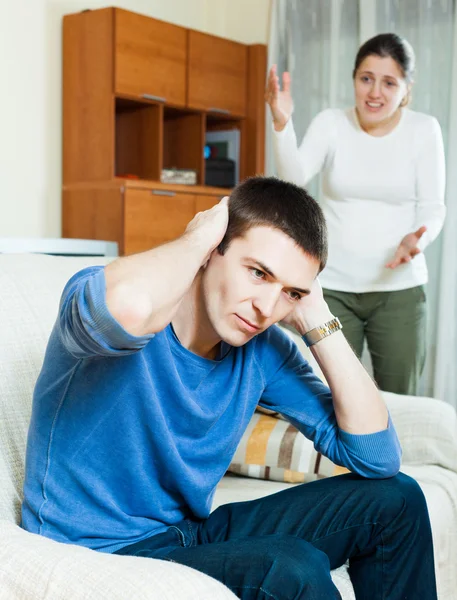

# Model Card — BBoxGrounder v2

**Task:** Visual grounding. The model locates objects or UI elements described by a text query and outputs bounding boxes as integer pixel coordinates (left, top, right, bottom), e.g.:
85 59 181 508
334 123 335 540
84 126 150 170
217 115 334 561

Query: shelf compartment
163 106 205 185
204 114 244 187
115 97 162 180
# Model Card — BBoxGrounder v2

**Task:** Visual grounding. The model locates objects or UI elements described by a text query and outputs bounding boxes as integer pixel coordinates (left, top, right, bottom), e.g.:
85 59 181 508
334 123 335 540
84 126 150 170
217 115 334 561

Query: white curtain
367 0 456 406
267 0 457 408
434 5 457 408
266 0 359 198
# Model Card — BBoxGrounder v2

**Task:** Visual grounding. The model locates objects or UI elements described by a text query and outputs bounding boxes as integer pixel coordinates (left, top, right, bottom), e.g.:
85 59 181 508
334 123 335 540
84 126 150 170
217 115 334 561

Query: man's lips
235 314 260 332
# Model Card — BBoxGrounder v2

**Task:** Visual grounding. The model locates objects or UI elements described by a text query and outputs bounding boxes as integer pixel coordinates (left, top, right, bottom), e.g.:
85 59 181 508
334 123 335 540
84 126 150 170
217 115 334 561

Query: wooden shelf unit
62 7 267 254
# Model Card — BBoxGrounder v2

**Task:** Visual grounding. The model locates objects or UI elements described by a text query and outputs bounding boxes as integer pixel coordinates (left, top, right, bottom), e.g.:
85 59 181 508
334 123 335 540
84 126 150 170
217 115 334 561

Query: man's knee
383 472 426 505
262 536 337 597
390 473 428 515
371 473 430 529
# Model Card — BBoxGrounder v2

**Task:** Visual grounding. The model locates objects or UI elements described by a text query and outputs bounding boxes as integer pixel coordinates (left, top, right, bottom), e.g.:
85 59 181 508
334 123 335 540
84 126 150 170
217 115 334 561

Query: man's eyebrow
246 258 311 294
250 259 275 278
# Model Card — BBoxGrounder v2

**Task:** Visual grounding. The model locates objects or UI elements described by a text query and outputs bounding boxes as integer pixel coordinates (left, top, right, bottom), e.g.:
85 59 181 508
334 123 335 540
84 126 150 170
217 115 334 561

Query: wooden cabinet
114 8 187 106
195 194 224 213
63 8 267 254
63 182 232 255
187 31 248 116
124 188 195 255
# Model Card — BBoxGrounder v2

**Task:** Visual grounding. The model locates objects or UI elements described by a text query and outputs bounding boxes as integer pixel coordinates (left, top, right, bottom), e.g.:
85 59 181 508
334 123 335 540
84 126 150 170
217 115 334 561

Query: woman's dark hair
218 176 328 273
353 33 415 83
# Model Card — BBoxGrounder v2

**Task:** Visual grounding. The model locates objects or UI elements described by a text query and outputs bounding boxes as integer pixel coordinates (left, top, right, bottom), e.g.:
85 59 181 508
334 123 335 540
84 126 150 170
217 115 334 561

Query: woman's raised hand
265 65 294 131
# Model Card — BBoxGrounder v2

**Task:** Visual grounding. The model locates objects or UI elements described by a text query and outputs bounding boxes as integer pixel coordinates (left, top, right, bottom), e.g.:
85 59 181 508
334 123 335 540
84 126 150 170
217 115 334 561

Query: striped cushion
229 413 349 483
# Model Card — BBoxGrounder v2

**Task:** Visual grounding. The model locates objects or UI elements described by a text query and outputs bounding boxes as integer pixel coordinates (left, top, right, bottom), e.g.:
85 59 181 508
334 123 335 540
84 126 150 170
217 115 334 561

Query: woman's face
354 54 410 127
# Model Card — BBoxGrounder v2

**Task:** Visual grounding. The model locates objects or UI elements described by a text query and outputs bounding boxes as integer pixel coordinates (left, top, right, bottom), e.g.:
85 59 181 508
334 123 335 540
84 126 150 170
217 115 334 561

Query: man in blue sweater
22 177 436 599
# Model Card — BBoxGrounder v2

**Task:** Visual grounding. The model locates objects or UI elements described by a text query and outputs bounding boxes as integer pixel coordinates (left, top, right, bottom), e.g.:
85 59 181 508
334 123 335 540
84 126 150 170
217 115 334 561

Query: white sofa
1 253 456 599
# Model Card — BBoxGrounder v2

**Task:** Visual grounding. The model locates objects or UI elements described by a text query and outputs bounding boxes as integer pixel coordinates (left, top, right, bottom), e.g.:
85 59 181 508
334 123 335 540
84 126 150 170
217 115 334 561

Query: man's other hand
281 279 333 337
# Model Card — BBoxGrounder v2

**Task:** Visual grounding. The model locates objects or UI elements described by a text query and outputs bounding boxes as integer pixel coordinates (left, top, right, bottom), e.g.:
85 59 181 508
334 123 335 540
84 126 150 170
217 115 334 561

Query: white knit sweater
272 108 446 292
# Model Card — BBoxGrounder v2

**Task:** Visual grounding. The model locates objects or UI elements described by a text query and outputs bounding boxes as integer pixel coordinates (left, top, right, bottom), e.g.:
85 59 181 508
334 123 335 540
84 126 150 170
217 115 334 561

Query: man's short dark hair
218 176 328 272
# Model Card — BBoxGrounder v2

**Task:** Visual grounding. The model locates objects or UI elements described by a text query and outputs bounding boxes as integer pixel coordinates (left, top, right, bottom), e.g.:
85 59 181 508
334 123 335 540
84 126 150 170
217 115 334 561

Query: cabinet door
124 189 195 254
188 31 247 116
115 9 187 106
195 194 223 213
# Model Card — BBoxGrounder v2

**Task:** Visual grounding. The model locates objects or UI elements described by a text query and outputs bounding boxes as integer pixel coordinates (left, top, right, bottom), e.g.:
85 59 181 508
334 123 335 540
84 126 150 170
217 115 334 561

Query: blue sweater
22 267 401 553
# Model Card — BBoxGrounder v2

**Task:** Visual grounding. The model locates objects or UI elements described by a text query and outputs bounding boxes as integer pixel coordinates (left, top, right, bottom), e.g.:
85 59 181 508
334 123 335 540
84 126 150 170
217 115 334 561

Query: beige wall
0 0 270 238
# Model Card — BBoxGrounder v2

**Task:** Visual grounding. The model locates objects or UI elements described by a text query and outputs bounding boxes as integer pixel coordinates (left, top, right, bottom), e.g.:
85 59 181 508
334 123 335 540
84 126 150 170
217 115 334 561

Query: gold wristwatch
303 317 342 347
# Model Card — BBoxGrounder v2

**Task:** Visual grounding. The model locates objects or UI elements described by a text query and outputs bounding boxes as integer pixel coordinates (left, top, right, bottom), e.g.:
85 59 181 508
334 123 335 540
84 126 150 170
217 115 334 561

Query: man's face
202 226 321 346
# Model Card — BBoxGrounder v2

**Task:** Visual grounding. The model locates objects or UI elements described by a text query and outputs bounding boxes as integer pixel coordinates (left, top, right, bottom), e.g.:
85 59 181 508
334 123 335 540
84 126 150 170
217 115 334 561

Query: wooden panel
62 187 124 253
124 179 232 195
124 189 195 254
116 101 162 180
63 9 114 183
195 194 224 213
246 44 267 176
115 8 187 106
163 110 205 184
188 31 247 116
65 180 233 196
206 119 242 133
238 118 248 182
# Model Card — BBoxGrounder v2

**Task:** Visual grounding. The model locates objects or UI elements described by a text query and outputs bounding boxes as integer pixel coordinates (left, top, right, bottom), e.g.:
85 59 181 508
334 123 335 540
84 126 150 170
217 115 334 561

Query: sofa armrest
0 521 237 600
382 391 457 473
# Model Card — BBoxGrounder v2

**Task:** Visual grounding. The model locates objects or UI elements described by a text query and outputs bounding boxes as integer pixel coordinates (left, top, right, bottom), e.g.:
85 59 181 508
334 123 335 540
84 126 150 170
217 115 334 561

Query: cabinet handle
142 93 166 103
151 190 176 197
208 107 231 115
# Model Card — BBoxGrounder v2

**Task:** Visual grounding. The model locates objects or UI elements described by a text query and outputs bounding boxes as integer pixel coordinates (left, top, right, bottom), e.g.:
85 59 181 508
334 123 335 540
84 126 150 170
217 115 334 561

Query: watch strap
303 317 342 347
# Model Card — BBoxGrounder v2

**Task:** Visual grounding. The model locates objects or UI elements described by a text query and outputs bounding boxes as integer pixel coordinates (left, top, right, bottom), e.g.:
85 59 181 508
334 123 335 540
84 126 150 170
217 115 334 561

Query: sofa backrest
0 254 111 523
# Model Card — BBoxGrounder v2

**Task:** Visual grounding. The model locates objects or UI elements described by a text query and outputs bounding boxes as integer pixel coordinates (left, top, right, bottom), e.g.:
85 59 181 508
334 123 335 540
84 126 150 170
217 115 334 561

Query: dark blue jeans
115 473 437 599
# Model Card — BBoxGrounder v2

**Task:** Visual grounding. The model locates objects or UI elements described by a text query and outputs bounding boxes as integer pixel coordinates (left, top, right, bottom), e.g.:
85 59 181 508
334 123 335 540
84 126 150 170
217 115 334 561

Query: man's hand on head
281 278 333 337
105 196 229 337
183 196 230 266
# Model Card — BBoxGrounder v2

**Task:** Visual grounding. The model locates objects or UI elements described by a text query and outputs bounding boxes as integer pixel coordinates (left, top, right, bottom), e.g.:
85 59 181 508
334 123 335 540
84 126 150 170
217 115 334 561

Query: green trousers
323 286 427 396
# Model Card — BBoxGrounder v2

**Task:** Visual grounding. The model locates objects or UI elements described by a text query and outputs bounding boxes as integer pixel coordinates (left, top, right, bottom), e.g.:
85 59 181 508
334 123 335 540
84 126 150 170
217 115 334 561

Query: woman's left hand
386 226 427 269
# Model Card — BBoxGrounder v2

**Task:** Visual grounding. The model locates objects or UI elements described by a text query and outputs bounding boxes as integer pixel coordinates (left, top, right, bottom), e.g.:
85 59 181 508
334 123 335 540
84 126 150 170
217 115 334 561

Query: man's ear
203 248 220 270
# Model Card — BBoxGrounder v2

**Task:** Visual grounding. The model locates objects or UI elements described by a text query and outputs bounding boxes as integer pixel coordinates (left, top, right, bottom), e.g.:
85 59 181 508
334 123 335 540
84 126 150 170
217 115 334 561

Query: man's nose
253 287 281 319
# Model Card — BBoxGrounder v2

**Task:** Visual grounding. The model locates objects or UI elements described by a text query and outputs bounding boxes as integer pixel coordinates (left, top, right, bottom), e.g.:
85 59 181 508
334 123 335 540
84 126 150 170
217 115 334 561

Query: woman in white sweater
267 33 446 395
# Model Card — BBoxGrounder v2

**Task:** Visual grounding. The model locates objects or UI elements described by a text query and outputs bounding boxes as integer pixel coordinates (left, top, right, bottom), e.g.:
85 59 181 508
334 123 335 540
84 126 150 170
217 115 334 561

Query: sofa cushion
228 390 457 485
228 412 348 483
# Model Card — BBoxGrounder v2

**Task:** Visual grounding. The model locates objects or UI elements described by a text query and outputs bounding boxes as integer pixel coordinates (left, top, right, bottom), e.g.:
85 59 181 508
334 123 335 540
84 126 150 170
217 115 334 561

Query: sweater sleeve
414 117 446 251
256 327 402 479
57 266 154 359
271 110 335 187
